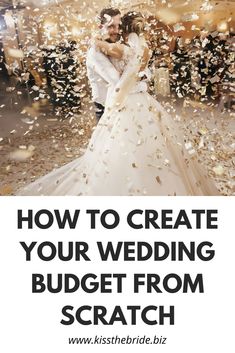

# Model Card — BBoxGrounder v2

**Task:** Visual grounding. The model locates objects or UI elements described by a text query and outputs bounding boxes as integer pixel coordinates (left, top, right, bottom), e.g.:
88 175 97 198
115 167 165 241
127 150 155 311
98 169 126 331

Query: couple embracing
17 8 219 195
87 8 150 121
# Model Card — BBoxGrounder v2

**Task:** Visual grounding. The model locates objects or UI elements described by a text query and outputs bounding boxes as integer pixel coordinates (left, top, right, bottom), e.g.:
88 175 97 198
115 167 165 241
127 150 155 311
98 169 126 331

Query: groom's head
99 8 121 43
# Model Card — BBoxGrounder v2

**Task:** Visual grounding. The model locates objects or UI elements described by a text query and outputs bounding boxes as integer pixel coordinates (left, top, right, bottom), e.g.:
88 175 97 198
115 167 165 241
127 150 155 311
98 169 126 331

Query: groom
86 8 121 121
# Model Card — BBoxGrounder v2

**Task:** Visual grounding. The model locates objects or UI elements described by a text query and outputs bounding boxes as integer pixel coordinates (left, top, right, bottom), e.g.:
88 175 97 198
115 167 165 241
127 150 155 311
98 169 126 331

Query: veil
105 32 146 113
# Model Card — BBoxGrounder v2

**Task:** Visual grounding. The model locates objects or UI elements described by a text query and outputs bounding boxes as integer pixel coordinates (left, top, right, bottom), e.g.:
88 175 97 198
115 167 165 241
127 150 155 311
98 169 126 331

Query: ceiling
1 0 235 25
1 0 235 11
0 0 66 10
112 0 235 11
111 1 235 24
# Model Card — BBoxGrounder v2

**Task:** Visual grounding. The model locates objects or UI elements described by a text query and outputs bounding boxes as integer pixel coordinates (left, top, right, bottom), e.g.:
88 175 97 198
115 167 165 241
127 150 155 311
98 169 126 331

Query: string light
217 21 228 32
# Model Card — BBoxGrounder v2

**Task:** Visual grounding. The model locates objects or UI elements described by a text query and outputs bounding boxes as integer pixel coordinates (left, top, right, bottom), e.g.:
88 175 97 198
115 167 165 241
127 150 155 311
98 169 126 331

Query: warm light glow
7 48 24 59
71 26 82 37
217 21 228 32
156 9 180 25
44 21 58 34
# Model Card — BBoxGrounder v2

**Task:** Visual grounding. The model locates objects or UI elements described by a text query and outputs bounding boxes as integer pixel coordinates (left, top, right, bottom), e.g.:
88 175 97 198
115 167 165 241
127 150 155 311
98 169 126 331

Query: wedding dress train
17 34 219 196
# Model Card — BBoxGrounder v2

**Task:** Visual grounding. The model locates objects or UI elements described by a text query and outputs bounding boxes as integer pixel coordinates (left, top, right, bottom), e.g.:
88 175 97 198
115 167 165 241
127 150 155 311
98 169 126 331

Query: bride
17 12 219 196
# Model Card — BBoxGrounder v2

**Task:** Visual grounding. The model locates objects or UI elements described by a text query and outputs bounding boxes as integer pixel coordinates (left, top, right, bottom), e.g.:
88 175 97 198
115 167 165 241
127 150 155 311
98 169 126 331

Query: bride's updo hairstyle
121 11 145 36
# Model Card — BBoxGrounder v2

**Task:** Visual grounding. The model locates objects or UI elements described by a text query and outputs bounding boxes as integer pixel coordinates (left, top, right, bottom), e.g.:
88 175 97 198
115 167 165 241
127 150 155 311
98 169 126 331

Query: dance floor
0 95 234 195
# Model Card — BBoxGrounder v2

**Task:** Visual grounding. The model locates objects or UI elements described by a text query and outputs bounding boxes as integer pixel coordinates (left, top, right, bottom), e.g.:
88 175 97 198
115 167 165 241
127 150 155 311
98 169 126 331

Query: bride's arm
140 47 151 71
96 39 151 72
95 40 124 59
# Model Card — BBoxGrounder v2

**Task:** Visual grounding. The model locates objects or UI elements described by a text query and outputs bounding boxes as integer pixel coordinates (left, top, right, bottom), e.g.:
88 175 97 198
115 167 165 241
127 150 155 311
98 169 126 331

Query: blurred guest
42 41 81 118
171 37 191 98
0 42 10 87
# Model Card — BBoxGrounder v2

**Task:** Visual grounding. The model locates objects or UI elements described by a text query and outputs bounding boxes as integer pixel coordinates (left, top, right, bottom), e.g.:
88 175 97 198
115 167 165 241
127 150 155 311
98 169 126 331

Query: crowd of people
150 31 235 108
1 23 235 116
17 8 220 196
42 40 82 118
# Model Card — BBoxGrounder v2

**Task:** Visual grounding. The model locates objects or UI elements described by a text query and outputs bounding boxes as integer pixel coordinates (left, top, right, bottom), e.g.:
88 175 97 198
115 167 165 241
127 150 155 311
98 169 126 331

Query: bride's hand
90 26 111 48
89 31 104 47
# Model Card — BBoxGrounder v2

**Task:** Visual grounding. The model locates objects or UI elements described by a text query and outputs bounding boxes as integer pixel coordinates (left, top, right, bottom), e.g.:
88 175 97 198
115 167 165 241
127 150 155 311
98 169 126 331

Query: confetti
9 149 34 162
156 176 162 185
213 165 225 176
0 0 234 196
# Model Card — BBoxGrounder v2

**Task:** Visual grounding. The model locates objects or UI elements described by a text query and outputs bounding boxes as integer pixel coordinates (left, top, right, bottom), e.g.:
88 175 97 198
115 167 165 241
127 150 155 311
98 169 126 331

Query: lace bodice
110 44 133 74
110 56 126 74
105 33 149 111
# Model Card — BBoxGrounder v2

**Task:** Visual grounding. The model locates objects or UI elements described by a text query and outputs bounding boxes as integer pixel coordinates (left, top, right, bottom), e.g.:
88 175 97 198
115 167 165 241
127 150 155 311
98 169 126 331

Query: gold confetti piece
8 48 24 58
188 149 196 155
198 128 208 136
21 118 35 125
164 159 170 167
8 149 34 161
173 23 186 32
32 86 40 92
28 145 36 152
229 170 235 178
185 142 193 150
132 163 138 168
198 137 205 149
156 176 162 185
213 165 224 176
6 87 15 93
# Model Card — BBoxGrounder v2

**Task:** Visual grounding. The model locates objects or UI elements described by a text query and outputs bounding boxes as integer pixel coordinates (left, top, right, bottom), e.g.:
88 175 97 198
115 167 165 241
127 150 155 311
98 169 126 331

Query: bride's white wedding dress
17 33 219 196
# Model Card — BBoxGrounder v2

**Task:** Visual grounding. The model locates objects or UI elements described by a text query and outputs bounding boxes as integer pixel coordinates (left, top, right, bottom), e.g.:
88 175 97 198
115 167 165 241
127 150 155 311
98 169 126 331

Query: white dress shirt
86 46 120 106
86 44 151 107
